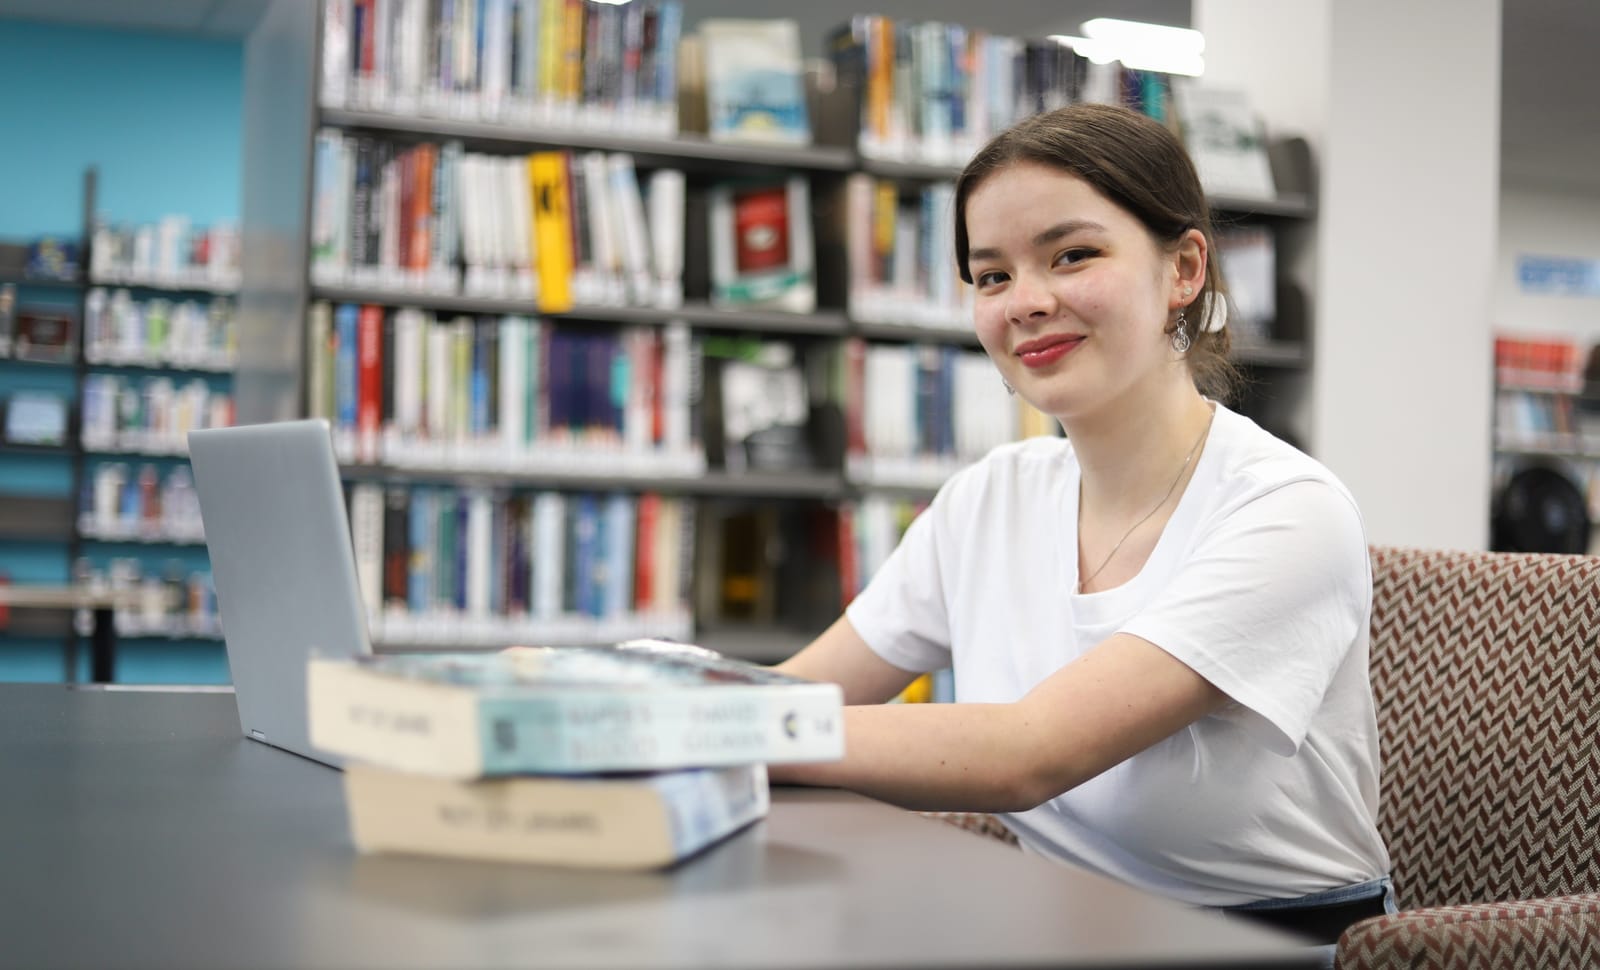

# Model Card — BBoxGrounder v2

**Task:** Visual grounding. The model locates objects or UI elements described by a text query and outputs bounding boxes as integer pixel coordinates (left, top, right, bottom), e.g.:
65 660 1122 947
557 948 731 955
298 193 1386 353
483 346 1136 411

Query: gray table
0 685 1317 969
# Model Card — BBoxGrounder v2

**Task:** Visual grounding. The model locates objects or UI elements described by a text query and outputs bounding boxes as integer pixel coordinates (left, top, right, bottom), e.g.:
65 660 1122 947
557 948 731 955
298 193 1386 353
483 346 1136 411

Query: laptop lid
189 419 369 767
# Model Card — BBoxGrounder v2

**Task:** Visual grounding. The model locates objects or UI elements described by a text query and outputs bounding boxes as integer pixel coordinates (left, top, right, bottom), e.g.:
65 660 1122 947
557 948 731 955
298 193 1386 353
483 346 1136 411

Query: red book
357 305 384 461
836 506 858 608
634 492 659 611
844 337 867 456
734 186 791 274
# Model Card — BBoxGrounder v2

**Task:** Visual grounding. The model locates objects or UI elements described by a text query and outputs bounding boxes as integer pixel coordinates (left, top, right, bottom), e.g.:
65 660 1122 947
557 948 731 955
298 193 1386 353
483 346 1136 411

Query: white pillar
1197 0 1501 550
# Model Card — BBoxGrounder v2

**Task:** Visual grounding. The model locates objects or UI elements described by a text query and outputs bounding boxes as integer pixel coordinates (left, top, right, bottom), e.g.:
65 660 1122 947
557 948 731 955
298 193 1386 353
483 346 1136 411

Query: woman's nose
1005 270 1056 325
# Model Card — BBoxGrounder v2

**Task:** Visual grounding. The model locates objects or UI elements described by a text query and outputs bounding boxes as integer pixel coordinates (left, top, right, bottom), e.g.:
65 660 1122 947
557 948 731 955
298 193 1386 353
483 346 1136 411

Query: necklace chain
1077 409 1216 593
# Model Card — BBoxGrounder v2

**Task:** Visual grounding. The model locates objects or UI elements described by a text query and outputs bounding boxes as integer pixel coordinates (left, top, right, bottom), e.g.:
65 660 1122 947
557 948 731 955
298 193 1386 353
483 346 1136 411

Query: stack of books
307 638 844 869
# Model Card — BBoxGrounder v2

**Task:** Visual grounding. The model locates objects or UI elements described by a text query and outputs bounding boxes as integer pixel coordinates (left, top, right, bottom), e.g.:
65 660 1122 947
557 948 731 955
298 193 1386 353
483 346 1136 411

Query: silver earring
1002 377 1016 396
1171 307 1192 354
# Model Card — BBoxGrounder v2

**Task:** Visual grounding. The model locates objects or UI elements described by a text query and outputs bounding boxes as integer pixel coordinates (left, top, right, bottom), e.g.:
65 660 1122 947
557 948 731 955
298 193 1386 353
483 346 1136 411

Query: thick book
308 639 843 777
343 760 767 870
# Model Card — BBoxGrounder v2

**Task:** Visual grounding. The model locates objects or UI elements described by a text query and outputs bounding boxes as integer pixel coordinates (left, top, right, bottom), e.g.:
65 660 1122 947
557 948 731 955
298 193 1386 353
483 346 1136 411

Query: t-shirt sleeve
1119 479 1372 756
843 497 956 674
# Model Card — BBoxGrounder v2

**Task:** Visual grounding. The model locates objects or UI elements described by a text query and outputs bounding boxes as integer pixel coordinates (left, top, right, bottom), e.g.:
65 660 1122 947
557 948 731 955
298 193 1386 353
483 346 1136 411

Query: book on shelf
698 18 811 146
1171 83 1277 200
309 133 686 309
708 177 815 314
12 309 77 364
322 0 682 135
1213 226 1276 344
307 306 704 475
307 639 845 777
342 758 768 870
841 338 1025 489
346 483 695 648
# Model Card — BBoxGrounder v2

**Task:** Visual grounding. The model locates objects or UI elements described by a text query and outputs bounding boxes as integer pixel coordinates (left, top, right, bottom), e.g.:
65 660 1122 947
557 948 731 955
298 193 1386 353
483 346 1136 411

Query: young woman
773 104 1392 949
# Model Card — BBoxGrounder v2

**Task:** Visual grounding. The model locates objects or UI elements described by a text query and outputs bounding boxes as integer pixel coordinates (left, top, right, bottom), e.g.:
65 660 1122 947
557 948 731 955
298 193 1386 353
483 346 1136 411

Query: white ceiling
0 0 1592 192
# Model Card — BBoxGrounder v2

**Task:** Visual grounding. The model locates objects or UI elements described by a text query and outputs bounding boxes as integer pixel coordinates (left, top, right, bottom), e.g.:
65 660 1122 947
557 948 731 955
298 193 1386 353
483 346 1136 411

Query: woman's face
964 162 1189 422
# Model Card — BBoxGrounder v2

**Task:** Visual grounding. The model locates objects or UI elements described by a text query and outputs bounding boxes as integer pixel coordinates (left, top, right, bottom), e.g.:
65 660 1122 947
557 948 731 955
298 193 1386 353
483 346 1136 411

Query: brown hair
954 103 1238 402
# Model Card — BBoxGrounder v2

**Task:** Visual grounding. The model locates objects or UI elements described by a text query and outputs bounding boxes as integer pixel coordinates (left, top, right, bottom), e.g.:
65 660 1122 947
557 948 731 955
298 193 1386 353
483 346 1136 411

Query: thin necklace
1077 408 1216 593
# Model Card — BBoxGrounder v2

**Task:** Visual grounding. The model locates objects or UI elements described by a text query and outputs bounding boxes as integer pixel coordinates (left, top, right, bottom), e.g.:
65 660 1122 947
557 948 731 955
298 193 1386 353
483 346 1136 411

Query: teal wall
0 20 243 237
0 19 242 684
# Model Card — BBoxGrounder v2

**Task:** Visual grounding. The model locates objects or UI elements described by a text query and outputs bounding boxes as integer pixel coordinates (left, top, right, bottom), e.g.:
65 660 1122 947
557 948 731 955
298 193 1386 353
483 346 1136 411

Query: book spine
475 684 844 773
340 761 767 869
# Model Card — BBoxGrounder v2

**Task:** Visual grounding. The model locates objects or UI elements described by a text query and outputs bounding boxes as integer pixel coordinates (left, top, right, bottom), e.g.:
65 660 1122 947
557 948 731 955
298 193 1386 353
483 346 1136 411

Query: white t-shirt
844 403 1391 907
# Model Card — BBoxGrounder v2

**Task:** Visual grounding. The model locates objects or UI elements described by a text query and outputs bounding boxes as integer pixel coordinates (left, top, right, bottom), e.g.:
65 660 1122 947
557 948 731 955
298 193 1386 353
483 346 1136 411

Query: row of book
71 557 219 641
83 288 237 371
321 0 684 137
843 339 1050 489
89 218 241 292
80 373 234 456
310 640 842 868
307 305 701 473
1495 335 1588 393
842 175 966 330
346 483 696 648
311 134 687 310
830 17 1168 167
81 463 205 545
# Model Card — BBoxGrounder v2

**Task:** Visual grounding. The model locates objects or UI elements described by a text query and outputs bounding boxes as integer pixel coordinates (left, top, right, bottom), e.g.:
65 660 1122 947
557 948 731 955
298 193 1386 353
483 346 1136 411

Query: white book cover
350 482 386 621
321 0 352 106
699 18 810 146
606 154 655 305
381 157 402 272
456 154 482 279
622 327 652 454
661 321 691 453
645 168 685 308
532 491 566 619
708 177 815 313
394 307 425 437
498 315 526 450
466 491 493 617
426 319 452 440
1172 83 1278 200
506 155 535 283
581 151 619 298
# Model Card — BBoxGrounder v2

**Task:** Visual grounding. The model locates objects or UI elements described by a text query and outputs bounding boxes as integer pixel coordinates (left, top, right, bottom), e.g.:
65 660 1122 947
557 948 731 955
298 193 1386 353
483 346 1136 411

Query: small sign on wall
1518 254 1600 296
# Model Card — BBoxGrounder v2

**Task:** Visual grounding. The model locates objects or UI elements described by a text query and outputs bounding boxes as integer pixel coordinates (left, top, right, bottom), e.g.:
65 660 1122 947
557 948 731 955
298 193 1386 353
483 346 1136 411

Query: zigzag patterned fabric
1336 546 1600 970
916 810 1021 847
1337 893 1600 970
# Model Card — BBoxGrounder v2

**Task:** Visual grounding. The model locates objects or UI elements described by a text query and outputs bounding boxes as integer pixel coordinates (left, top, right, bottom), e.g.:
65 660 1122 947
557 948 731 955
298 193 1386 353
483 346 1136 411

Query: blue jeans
1223 876 1398 969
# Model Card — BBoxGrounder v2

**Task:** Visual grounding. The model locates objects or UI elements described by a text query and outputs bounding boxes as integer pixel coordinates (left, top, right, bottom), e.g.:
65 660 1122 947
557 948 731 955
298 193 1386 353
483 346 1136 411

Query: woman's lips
1015 335 1084 368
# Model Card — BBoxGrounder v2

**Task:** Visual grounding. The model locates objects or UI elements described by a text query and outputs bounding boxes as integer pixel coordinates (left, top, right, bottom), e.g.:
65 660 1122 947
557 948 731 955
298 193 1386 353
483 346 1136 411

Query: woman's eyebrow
968 219 1109 263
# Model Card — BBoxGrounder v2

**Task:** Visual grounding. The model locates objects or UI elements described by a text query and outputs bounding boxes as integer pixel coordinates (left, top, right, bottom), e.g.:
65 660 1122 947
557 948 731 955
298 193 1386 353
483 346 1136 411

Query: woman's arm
775 614 923 706
775 631 1229 813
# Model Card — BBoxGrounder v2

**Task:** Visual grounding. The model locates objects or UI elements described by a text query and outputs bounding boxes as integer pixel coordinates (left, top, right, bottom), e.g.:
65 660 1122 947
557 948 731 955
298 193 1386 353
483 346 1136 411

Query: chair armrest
1335 892 1600 970
915 811 1020 848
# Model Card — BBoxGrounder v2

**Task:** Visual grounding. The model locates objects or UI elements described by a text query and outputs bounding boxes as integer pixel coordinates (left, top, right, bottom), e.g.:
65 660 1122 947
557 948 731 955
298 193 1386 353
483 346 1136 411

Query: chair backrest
1368 546 1600 910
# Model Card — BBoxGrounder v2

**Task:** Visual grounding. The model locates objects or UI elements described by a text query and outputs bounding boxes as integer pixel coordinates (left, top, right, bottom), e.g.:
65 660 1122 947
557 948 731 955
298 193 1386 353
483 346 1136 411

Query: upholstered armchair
1334 546 1600 969
924 545 1600 967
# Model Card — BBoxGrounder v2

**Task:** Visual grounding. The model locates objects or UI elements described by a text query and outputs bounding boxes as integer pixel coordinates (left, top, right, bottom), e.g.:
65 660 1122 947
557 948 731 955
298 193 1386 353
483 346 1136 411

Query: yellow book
560 0 585 103
528 152 574 313
538 0 563 101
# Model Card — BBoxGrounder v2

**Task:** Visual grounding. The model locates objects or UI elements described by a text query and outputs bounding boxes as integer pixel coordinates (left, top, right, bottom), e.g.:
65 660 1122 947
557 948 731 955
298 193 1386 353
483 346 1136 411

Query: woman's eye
976 270 1008 288
1055 248 1097 266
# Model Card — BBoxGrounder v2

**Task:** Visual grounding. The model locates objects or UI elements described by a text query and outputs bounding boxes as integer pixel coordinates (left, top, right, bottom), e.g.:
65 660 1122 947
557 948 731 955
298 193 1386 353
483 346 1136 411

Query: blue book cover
308 639 845 776
407 486 435 612
603 492 635 618
335 303 360 431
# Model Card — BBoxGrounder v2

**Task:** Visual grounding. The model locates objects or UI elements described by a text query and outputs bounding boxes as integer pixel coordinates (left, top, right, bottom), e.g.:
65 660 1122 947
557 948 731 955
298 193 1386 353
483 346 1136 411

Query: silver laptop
189 419 370 767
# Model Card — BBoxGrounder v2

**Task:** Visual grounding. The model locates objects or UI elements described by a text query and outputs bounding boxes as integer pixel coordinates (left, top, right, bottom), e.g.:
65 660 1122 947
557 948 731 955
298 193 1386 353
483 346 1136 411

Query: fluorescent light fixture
1076 18 1206 77
1049 35 1119 65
